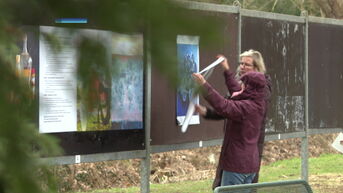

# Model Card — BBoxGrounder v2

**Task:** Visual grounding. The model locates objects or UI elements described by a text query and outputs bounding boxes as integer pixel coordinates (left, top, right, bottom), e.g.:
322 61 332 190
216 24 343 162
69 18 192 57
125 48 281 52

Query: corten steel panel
151 11 238 145
241 17 305 133
309 23 343 129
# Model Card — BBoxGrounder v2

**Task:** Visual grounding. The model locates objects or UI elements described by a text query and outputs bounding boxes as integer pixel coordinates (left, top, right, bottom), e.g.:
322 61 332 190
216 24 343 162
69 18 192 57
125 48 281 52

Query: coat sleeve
223 70 242 95
202 82 245 121
204 107 225 120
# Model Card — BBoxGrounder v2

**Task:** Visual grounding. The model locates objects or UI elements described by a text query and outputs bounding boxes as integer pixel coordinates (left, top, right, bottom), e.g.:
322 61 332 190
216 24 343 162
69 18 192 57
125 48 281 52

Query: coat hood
232 72 266 100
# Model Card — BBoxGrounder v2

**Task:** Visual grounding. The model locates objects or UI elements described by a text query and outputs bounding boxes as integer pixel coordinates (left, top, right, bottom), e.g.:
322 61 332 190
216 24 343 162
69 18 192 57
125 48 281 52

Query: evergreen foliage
0 0 218 192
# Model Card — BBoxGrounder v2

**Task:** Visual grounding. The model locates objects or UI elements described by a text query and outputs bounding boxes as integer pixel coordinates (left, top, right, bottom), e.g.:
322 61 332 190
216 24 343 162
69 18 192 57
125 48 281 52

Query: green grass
77 154 343 193
259 156 302 182
260 153 343 182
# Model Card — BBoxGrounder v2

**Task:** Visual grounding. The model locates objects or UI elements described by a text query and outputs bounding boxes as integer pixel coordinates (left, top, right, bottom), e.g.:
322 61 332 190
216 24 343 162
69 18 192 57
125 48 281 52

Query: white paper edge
181 101 196 133
177 35 199 45
331 132 343 153
199 57 224 74
177 115 200 126
177 94 200 128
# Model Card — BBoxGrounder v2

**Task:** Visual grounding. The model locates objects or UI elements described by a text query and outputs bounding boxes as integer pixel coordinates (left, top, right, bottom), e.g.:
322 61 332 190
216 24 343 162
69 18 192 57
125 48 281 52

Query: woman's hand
192 73 206 85
217 54 230 70
195 104 207 116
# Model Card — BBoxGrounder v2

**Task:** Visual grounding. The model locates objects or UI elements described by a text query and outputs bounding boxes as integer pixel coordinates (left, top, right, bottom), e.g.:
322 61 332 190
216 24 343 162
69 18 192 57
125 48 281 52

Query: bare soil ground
52 133 342 192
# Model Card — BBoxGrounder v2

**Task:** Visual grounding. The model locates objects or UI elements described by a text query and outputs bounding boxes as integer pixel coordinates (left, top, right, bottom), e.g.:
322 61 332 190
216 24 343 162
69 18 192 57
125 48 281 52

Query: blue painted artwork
176 43 199 117
111 55 143 130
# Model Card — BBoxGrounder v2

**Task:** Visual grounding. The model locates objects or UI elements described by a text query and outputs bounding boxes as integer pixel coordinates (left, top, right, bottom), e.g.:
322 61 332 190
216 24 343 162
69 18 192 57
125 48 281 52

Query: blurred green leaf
0 0 222 192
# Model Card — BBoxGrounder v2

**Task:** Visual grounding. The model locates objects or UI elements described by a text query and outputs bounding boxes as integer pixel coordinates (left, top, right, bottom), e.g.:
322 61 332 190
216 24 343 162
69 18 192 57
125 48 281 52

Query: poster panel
39 26 78 133
17 25 145 155
176 35 200 128
76 29 112 132
111 33 144 130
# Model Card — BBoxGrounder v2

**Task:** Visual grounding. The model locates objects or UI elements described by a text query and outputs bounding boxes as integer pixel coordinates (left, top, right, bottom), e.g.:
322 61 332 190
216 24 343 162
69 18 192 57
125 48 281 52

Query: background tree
194 0 343 19
313 0 343 18
1 0 340 192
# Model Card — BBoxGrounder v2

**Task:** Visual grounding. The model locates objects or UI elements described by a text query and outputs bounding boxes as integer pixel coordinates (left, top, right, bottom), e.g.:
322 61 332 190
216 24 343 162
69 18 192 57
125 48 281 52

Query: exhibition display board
150 10 239 145
18 26 145 155
18 2 342 158
241 16 306 133
308 22 343 129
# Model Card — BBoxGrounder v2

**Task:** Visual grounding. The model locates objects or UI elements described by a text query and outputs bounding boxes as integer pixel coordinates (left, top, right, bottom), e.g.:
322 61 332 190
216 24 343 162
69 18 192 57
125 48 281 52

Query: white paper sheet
331 132 343 153
199 57 224 74
180 57 224 133
181 100 196 133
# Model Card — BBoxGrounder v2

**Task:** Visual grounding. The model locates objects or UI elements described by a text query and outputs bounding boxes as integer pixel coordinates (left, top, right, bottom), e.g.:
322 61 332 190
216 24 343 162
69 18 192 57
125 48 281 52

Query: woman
193 71 268 186
196 50 272 188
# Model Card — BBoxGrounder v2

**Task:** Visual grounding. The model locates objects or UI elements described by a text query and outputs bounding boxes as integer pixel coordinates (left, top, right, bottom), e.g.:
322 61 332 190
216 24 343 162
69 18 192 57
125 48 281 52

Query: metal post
140 8 152 192
140 44 152 193
301 10 309 182
140 73 151 193
234 0 242 55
